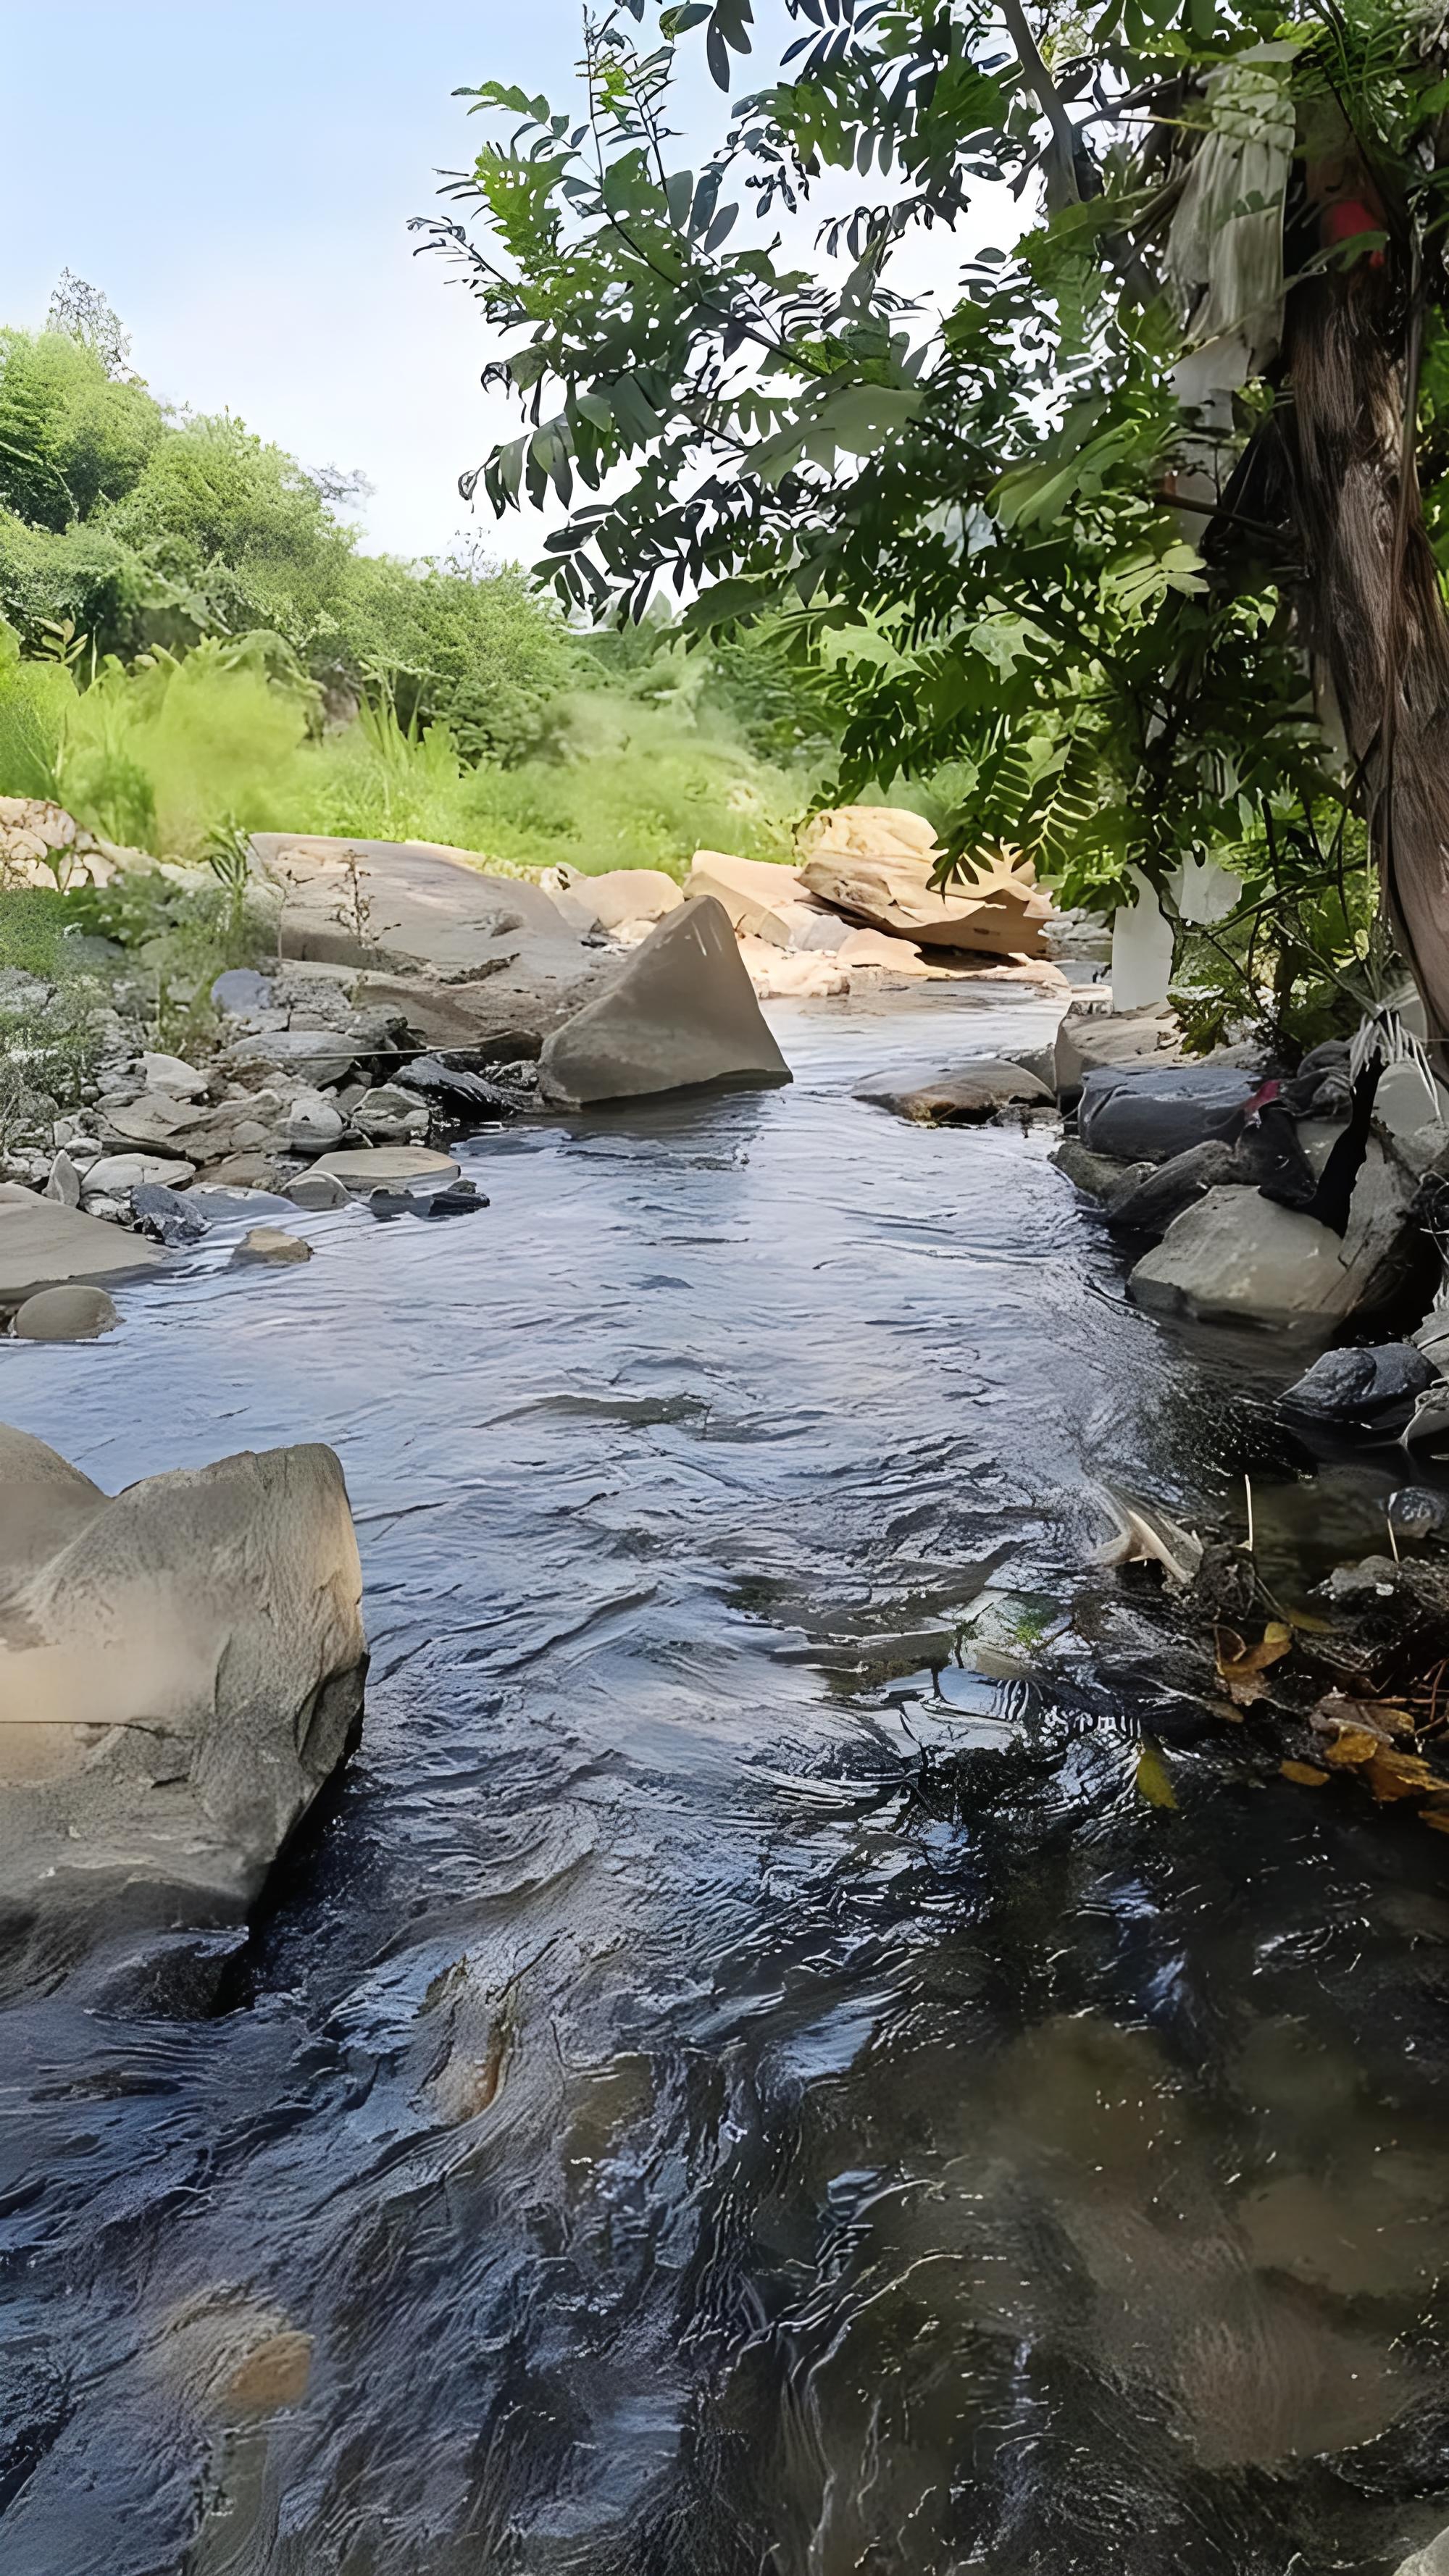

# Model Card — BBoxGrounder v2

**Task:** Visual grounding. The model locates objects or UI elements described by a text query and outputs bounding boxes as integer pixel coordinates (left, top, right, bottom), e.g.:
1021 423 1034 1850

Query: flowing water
4 987 1449 2576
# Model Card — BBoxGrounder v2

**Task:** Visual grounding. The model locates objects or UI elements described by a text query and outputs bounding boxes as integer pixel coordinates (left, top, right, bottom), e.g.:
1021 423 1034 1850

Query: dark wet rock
1283 1342 1437 1430
392 1055 521 1118
1051 1139 1151 1200
1105 1140 1239 1237
131 1183 211 1245
1232 1105 1320 1205
538 897 790 1108
1080 1062 1258 1163
367 1180 488 1222
1387 1486 1449 1542
10 1284 119 1341
855 1059 1054 1124
0 1421 367 1911
1191 1539 1259 1622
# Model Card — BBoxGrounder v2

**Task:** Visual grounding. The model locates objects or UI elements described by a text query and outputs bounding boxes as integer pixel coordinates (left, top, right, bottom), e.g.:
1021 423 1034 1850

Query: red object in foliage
1321 198 1386 265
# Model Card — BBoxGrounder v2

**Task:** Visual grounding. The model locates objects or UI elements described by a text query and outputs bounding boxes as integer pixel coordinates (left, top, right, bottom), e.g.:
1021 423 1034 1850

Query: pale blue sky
1 2 1011 566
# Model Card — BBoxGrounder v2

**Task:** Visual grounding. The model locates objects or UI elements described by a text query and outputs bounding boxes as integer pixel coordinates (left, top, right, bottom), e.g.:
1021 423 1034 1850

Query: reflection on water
3 987 1449 2575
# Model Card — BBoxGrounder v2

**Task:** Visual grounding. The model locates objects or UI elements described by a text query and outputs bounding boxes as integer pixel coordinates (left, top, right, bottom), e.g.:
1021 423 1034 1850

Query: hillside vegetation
0 289 832 876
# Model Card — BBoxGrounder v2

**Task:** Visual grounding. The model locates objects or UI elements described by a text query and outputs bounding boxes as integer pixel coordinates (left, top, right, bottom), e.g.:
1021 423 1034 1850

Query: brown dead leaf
1364 1751 1440 1803
1318 1728 1383 1769
1215 1621 1293 1707
1280 1760 1329 1787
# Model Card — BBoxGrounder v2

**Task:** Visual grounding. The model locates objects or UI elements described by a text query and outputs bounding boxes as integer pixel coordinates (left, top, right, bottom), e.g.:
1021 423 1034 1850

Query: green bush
0 328 163 532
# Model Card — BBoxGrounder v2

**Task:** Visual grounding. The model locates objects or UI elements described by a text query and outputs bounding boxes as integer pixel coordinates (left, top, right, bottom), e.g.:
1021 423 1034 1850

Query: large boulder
1127 1150 1418 1334
0 1426 367 1911
855 1060 1054 1124
0 1189 164 1306
251 833 577 973
538 896 791 1107
1079 1062 1258 1163
798 815 1051 956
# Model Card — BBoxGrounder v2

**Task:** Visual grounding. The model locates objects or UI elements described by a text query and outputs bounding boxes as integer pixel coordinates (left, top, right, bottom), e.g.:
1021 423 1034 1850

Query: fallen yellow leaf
1318 1728 1383 1769
1280 1760 1329 1787
1364 1751 1439 1803
1216 1622 1293 1707
1135 1744 1177 1810
1421 1809 1449 1835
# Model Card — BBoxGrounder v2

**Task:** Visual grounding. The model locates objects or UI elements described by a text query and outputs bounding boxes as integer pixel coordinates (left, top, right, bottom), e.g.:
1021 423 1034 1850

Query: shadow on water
4 985 1449 2575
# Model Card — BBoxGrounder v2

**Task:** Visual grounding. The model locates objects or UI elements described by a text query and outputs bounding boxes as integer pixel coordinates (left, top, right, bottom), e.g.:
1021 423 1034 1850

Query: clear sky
1 2 1013 569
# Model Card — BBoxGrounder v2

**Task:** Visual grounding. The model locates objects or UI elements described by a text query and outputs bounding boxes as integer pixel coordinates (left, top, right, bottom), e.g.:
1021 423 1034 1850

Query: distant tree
45 272 133 380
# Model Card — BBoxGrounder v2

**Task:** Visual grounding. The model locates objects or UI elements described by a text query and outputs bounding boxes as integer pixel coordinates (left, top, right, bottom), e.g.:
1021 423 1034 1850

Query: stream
4 984 1449 2575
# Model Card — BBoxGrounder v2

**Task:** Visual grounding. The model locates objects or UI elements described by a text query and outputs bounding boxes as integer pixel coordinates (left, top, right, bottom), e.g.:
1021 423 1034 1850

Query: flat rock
1080 1062 1258 1163
0 1422 366 1909
855 1060 1055 1124
252 832 575 972
538 895 791 1108
186 1186 297 1223
0 1193 164 1304
84 1153 196 1197
312 1144 460 1192
688 850 810 940
11 1284 120 1341
231 1226 312 1267
1128 1152 1416 1335
351 937 614 1055
196 1153 285 1191
799 845 1049 956
99 1089 206 1155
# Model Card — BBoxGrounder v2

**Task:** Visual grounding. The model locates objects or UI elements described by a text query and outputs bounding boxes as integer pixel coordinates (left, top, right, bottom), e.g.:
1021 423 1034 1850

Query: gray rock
131 1183 210 1245
1128 1149 1416 1335
1283 1342 1437 1427
230 1226 313 1268
1052 1139 1151 1200
0 1189 164 1302
1053 1002 1179 1103
252 832 577 974
353 1083 430 1142
283 1171 348 1211
44 1148 82 1208
225 1029 359 1090
854 1059 1054 1124
83 1152 195 1197
538 895 790 1108
281 1087 345 1155
1390 2530 1449 2576
185 1186 297 1223
1105 1139 1240 1237
138 1050 207 1097
1080 1062 1258 1163
311 1144 459 1193
0 1423 367 1910
211 966 275 1016
11 1284 119 1341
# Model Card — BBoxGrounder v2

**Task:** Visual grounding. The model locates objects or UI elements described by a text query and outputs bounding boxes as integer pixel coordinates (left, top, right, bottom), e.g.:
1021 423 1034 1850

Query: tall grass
0 625 811 879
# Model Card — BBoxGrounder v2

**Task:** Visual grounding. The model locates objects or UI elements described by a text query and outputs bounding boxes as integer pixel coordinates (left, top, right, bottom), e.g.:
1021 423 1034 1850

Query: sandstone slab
312 1144 459 1192
0 1192 164 1305
539 896 790 1107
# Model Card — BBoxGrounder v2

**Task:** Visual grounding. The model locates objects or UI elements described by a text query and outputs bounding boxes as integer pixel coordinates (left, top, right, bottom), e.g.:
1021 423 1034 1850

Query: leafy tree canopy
417 0 1449 980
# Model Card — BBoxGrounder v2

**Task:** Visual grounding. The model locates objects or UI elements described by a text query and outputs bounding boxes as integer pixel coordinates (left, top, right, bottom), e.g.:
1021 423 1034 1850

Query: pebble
230 1226 313 1268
